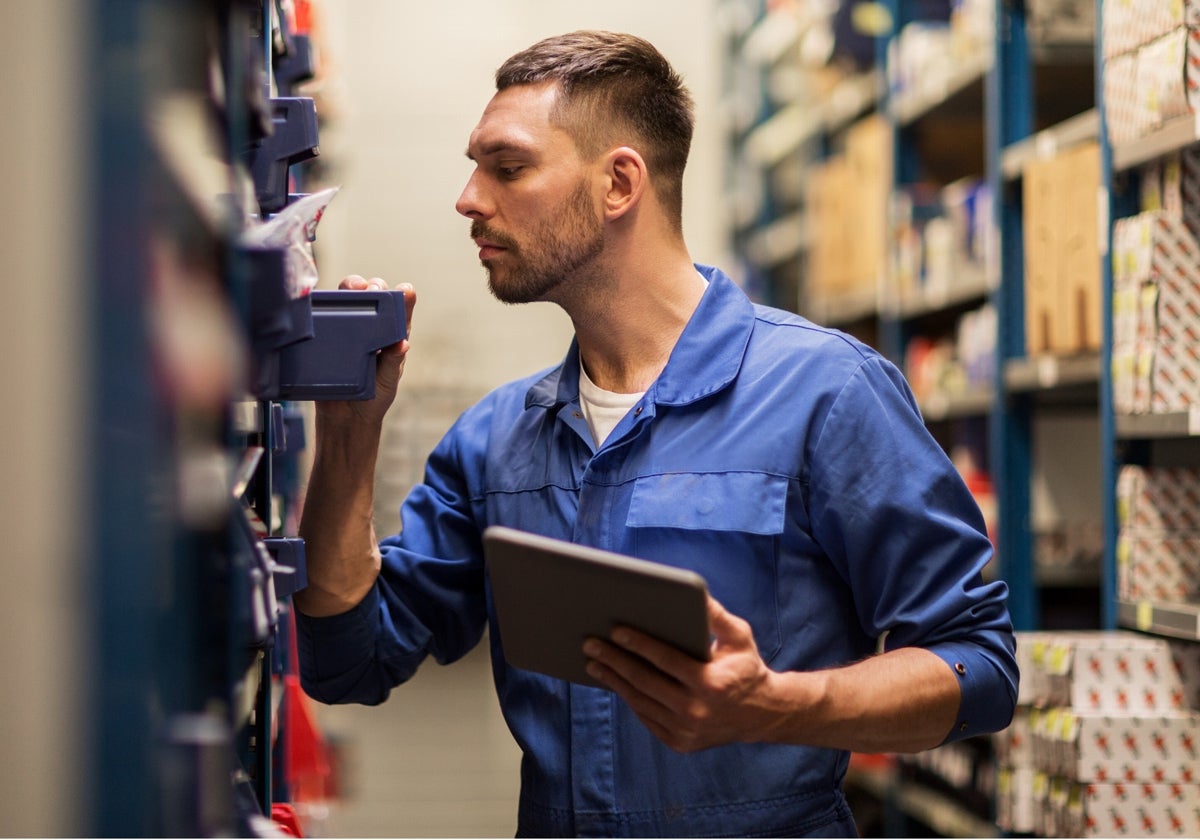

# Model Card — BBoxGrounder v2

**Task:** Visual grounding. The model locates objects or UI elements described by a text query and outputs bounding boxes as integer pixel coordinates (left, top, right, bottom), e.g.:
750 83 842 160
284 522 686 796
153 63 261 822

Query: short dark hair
496 31 694 229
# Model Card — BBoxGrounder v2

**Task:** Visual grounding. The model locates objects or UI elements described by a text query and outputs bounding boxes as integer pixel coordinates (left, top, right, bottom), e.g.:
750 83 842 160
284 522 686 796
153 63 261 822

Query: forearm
763 647 960 753
294 410 385 617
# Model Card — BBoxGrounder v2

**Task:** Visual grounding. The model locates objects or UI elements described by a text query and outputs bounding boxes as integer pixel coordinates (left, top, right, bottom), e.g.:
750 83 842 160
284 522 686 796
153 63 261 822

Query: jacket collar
525 264 753 410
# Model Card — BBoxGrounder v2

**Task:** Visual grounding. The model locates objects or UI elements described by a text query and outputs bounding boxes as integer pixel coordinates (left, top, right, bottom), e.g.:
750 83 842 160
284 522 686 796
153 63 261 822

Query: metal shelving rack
1106 104 1200 644
724 0 1106 832
85 1 367 833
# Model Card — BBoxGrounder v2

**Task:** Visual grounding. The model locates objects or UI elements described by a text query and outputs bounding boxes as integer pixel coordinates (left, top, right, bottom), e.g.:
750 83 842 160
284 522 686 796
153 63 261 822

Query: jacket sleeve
806 355 1019 741
296 407 490 706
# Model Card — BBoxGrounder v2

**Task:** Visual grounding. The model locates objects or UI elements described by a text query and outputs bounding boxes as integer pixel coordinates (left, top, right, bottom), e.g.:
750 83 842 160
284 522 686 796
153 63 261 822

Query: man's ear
603 146 648 221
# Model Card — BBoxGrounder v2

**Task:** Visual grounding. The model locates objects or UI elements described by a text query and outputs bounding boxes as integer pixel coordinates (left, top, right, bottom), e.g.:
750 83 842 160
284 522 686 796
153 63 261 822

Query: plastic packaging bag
240 186 339 298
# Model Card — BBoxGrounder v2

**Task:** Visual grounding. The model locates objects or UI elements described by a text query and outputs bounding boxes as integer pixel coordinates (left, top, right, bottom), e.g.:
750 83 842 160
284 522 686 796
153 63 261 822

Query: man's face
458 82 605 304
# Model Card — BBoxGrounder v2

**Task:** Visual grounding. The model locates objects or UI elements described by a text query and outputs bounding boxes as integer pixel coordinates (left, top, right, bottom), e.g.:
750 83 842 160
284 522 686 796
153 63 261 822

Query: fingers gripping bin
277 290 407 401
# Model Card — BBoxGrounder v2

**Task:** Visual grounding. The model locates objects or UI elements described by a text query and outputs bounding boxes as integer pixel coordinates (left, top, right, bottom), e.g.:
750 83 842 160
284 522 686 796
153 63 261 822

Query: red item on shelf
279 609 333 802
271 803 304 837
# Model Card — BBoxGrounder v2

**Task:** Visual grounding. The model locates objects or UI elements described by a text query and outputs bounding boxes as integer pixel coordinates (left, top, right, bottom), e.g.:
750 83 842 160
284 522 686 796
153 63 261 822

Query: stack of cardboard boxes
1111 152 1200 415
996 631 1200 836
1117 465 1200 602
1103 0 1200 145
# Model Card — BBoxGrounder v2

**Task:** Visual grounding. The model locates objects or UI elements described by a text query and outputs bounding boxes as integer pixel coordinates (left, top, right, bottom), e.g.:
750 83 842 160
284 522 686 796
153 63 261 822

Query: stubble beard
473 181 605 305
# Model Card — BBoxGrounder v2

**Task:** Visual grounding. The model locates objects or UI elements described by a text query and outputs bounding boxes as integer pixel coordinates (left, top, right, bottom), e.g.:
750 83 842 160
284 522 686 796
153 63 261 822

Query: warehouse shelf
805 288 878 328
1114 409 1200 439
847 763 999 838
1003 353 1101 393
1112 114 1200 172
743 210 809 268
1037 558 1102 587
1117 599 1200 642
1000 108 1100 180
889 266 992 320
741 72 881 168
919 387 995 422
739 4 806 67
890 49 991 126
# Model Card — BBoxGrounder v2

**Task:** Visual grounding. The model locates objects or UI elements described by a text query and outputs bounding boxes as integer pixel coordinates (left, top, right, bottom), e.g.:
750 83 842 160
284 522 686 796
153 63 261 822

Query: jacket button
959 722 968 732
955 662 967 676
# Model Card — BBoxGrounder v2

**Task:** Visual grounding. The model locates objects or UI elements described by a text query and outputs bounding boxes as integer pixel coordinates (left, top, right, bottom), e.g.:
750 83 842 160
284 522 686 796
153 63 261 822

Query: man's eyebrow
465 141 533 161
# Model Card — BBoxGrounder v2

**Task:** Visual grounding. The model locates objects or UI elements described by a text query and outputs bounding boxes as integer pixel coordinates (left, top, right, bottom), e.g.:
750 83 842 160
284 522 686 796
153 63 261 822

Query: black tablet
483 525 712 688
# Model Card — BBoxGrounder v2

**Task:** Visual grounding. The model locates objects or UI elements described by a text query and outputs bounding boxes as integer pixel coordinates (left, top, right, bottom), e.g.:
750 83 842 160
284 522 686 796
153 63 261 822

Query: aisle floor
314 639 522 838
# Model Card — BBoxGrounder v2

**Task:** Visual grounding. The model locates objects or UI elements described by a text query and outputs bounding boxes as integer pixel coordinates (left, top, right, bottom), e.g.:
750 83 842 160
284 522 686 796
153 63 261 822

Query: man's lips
473 238 508 260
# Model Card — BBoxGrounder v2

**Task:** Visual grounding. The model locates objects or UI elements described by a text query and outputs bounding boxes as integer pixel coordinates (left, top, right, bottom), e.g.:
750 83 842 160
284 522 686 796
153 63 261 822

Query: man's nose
456 171 491 220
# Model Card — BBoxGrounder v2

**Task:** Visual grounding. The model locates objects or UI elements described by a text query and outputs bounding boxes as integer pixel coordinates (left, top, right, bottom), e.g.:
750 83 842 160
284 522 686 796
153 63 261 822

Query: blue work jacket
296 265 1018 837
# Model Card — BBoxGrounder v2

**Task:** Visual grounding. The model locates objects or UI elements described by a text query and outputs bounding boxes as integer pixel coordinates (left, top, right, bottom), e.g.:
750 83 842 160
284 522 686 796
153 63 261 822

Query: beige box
1137 28 1193 129
997 765 1038 834
1117 465 1200 531
1061 142 1104 351
805 157 849 297
1119 528 1200 601
1150 339 1200 411
1102 0 1139 58
1069 781 1200 837
1034 631 1187 713
1024 154 1063 354
1104 52 1142 146
1048 711 1200 783
996 706 1037 767
1162 146 1200 240
1024 143 1103 354
844 114 891 296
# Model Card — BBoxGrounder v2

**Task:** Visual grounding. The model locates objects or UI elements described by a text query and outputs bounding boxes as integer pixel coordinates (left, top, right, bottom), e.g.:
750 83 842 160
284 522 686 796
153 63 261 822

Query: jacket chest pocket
625 471 787 664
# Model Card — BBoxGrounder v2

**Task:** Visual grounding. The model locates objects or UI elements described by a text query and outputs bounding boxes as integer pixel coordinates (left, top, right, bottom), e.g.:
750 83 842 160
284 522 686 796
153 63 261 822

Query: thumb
706 594 761 660
706 594 746 643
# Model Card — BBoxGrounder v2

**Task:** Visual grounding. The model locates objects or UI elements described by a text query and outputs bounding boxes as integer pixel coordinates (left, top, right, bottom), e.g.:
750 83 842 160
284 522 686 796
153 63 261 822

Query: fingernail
583 640 601 657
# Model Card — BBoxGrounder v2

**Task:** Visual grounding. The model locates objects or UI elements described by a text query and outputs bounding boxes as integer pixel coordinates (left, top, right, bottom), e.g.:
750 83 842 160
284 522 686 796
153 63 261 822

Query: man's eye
498 165 524 179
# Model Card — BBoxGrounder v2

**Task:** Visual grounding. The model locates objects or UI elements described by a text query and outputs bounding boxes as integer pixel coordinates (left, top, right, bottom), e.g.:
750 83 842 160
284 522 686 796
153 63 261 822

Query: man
295 30 1017 837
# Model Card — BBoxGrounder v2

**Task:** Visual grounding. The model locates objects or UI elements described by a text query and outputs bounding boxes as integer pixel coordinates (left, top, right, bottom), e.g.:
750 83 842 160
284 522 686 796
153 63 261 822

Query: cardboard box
1119 528 1200 601
844 114 891 297
1023 143 1103 354
1102 0 1139 58
1039 711 1200 783
805 157 849 297
1162 147 1200 241
1033 631 1187 713
997 765 1038 834
1150 339 1200 411
1137 28 1193 130
1104 52 1141 146
1025 155 1065 354
1061 142 1104 351
1117 465 1200 531
996 706 1037 767
1069 781 1200 837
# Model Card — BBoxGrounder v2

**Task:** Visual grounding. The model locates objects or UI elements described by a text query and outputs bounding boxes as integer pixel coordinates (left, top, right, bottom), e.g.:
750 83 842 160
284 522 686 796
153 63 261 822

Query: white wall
0 3 86 836
311 1 728 527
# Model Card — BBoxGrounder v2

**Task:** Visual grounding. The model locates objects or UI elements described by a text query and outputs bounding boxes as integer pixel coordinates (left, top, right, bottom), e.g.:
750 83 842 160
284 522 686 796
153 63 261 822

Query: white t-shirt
578 363 644 447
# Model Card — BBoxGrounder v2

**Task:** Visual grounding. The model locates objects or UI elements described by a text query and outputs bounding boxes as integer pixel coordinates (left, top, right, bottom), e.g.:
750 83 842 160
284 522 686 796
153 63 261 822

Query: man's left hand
583 595 788 752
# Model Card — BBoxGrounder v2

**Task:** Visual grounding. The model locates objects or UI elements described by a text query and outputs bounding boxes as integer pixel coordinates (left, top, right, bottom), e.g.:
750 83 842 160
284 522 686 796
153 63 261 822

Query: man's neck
570 257 707 394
